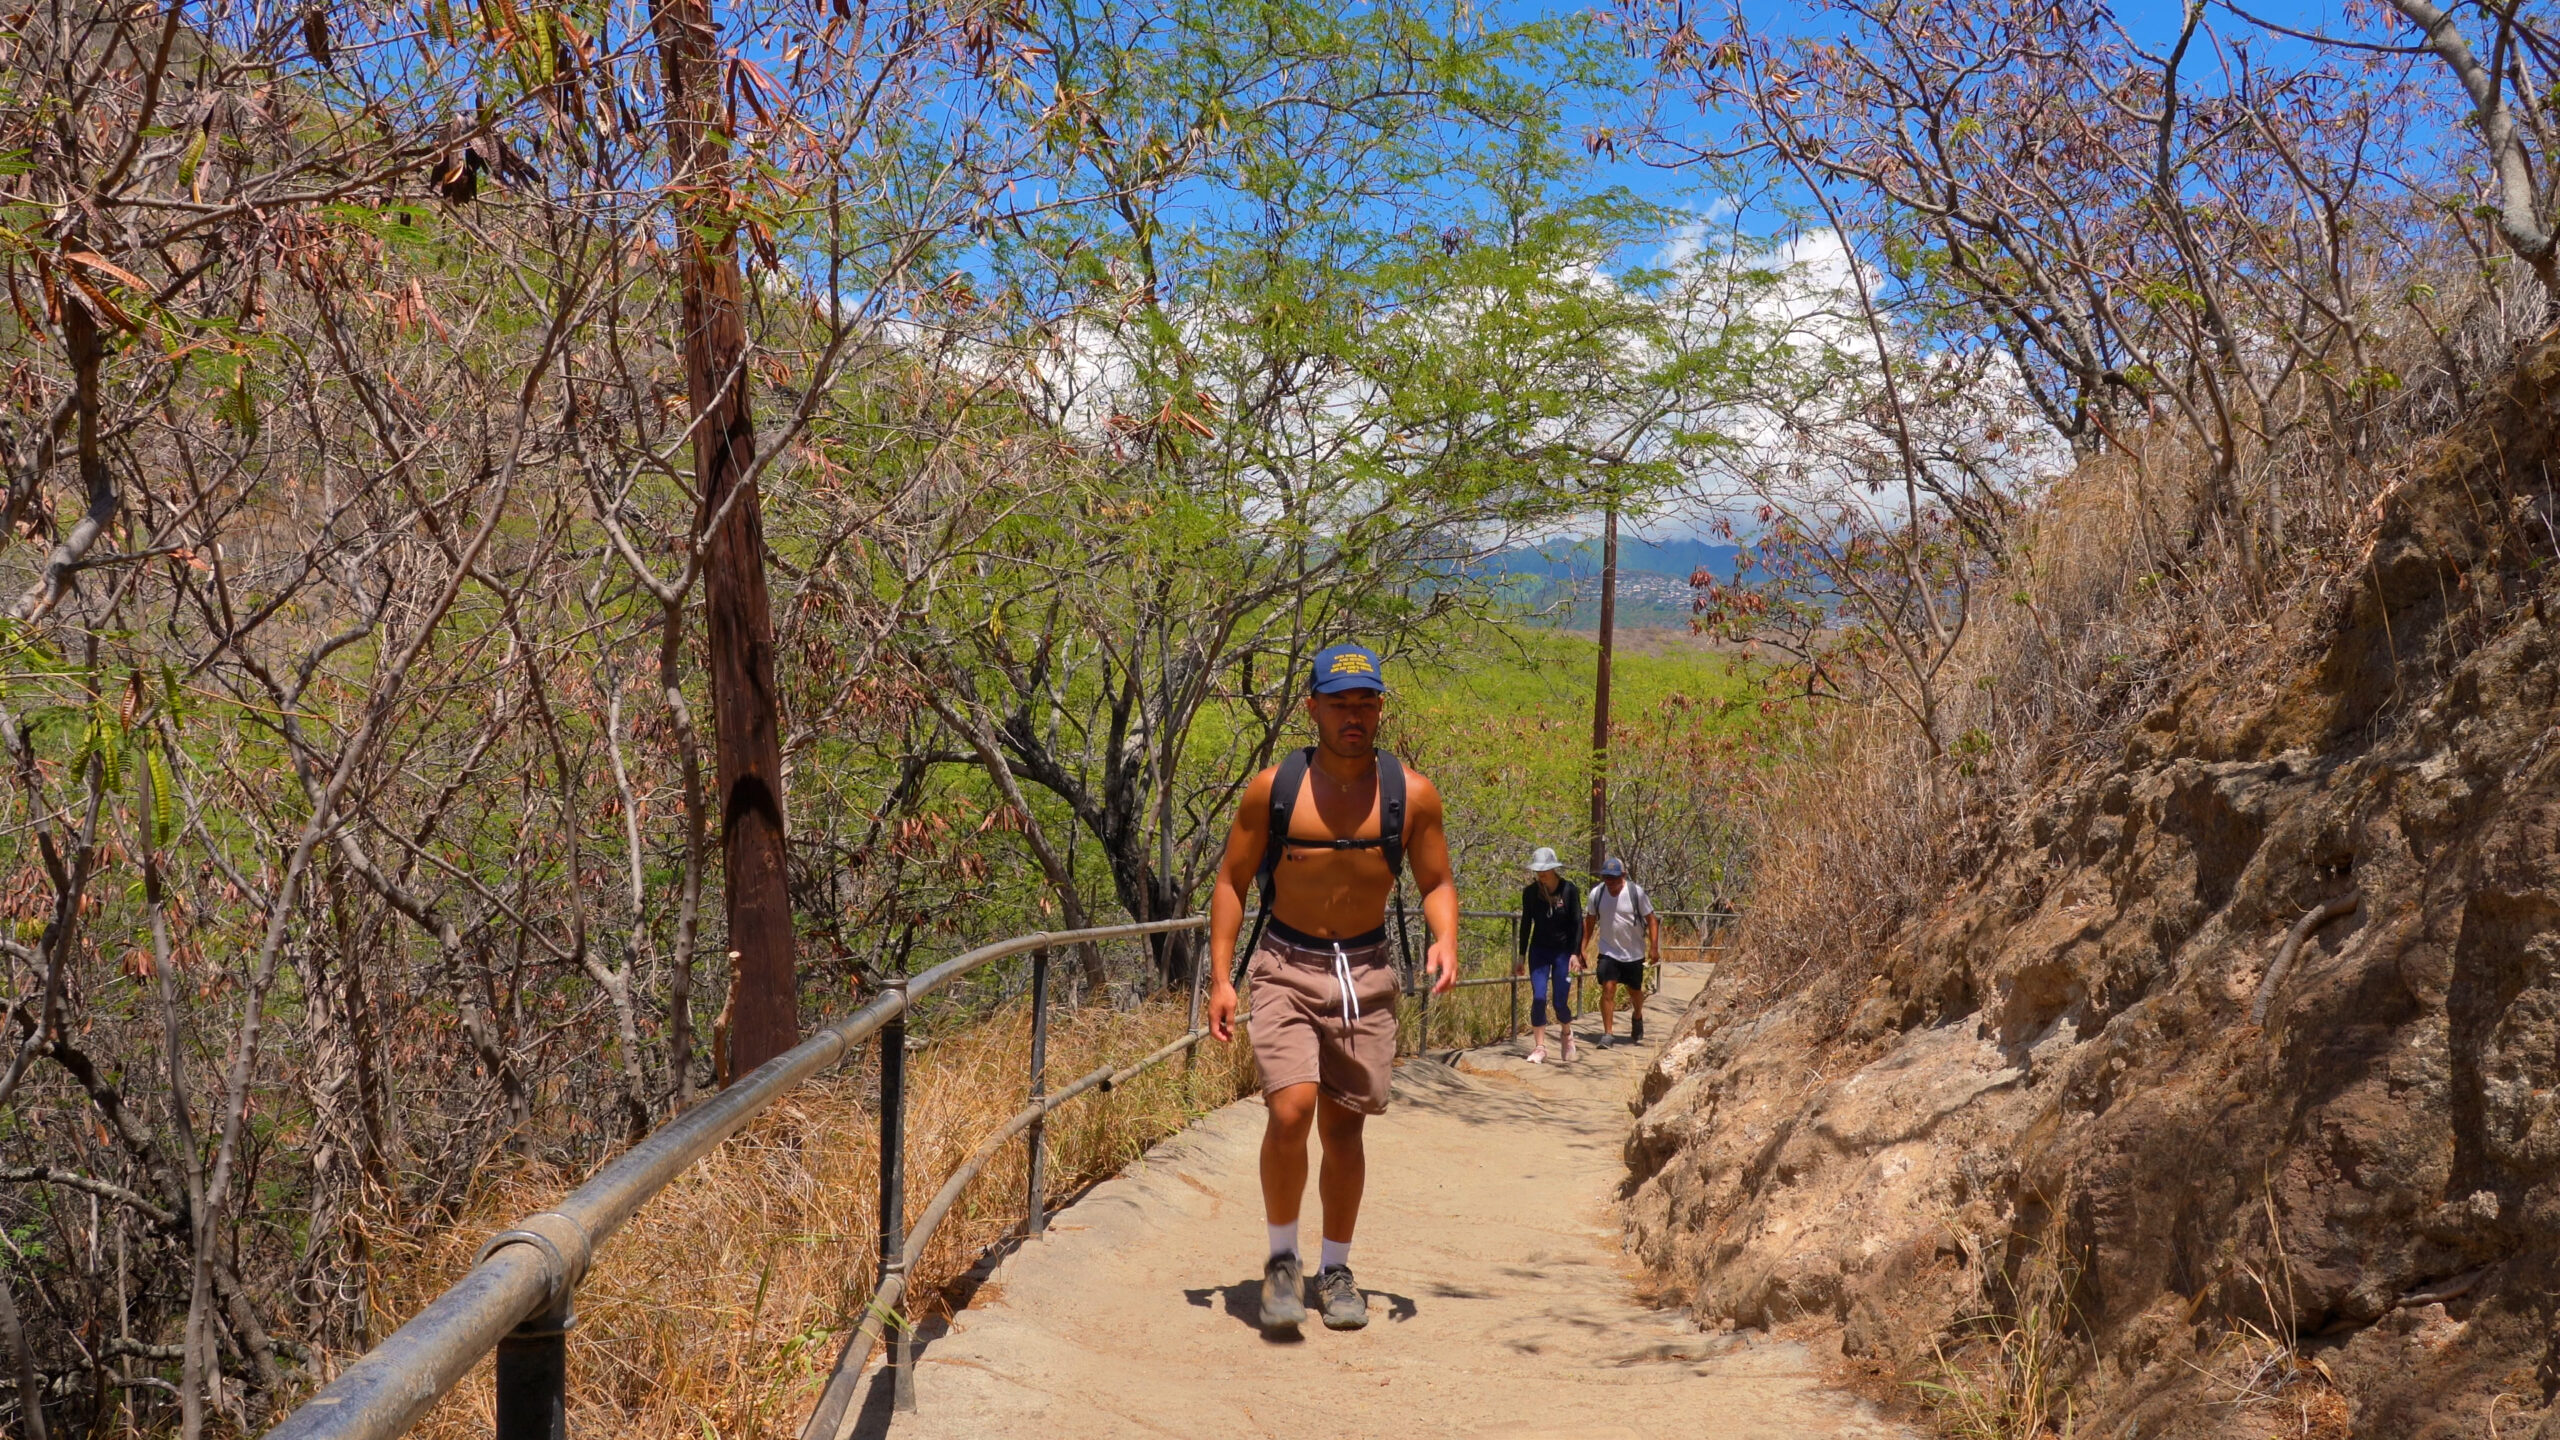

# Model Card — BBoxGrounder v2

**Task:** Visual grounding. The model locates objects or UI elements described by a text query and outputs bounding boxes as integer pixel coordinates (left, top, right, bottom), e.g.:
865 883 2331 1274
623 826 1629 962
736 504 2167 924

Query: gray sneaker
1260 1252 1307 1333
1316 1264 1369 1330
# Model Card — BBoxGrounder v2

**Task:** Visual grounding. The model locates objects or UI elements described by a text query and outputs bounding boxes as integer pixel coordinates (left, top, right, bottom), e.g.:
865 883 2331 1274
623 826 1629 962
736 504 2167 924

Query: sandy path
842 973 1909 1440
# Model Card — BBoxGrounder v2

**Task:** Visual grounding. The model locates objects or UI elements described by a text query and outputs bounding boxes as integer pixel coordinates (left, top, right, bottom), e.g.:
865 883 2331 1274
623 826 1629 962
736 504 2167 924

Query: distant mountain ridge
1478 536 1743 584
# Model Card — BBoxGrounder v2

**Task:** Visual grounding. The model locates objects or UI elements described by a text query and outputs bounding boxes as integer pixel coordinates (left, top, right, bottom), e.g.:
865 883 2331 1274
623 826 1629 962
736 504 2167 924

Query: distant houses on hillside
1474 536 1744 629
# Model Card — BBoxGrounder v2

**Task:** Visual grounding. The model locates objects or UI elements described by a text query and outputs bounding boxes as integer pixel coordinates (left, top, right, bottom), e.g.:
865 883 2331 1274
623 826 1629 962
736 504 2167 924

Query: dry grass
360 995 1255 1439
1913 1259 2089 1440
1716 275 2545 1021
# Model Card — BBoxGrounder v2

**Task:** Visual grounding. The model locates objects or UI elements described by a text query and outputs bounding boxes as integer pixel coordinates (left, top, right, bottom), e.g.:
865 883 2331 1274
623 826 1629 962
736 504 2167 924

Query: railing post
492 1300 570 1440
1025 947 1050 1237
1398 885 1422 1055
1183 935 1204 1084
879 982 915 1413
1508 964 1518 1040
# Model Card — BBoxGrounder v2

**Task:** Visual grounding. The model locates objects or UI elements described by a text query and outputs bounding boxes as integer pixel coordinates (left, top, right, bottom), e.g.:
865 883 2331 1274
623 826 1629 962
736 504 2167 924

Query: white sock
1268 1222 1299 1260
1320 1237 1351 1271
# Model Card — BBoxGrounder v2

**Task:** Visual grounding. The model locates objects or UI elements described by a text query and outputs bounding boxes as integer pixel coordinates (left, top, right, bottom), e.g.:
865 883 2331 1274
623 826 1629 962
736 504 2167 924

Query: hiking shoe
1525 1044 1546 1064
1316 1264 1369 1330
1260 1252 1307 1333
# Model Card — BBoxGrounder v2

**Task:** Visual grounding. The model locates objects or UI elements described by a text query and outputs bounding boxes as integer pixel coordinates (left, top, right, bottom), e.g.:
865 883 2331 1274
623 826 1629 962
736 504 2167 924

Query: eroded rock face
1626 351 2560 1436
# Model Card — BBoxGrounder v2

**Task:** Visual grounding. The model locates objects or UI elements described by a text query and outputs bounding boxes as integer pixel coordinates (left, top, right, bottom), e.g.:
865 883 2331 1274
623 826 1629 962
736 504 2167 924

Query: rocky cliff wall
1626 348 2560 1437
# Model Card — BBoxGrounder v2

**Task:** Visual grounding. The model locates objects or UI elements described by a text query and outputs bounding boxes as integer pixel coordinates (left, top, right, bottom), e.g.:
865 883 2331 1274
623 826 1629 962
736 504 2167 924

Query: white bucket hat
1526 846 1564 872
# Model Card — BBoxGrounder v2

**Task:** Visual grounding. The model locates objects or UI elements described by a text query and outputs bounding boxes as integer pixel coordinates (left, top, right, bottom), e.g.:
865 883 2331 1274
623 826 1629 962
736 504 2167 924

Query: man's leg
1599 977 1618 1037
1312 1091 1372 1329
1257 1083 1318 1332
1315 1091 1367 1246
1262 1082 1318 1229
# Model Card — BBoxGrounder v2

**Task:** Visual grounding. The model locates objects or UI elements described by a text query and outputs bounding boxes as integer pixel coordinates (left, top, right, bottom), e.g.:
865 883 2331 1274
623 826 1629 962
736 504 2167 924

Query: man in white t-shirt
1581 857 1659 1045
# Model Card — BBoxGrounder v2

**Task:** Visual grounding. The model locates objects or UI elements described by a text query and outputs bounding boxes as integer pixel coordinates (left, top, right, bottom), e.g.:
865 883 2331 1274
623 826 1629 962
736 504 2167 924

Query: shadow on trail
1183 1278 1421 1336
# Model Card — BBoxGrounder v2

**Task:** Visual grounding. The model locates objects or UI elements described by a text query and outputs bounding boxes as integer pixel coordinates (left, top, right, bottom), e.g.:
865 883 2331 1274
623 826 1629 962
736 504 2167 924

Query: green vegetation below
1388 626 1757 910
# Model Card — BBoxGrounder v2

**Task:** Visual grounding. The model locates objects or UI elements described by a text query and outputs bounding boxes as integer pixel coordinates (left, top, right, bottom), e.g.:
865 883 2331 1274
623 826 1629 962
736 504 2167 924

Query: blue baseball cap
1600 856 1626 877
1309 643 1385 694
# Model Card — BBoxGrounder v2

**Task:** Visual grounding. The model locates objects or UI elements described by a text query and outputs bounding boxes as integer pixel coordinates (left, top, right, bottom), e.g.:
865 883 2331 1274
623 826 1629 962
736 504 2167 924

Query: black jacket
1517 879 1581 958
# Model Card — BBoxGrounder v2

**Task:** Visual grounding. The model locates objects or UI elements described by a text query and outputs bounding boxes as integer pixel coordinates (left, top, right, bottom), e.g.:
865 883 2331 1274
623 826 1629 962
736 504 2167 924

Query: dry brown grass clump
362 995 1254 1439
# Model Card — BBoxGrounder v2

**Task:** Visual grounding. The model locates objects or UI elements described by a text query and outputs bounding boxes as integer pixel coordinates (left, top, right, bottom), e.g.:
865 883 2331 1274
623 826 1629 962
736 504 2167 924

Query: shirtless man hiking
1206 643 1459 1336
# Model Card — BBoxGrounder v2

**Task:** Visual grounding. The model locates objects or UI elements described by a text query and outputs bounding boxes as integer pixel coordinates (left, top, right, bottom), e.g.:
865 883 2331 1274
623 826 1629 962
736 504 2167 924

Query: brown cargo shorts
1246 929 1402 1115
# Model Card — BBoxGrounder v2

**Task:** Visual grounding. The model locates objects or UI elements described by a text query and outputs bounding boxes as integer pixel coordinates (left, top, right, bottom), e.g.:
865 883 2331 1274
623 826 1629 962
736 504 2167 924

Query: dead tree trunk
650 0 796 1075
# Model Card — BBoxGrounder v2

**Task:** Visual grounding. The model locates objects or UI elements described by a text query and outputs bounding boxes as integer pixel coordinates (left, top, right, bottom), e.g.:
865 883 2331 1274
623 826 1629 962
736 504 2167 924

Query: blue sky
1522 0 2396 241
1504 0 2437 545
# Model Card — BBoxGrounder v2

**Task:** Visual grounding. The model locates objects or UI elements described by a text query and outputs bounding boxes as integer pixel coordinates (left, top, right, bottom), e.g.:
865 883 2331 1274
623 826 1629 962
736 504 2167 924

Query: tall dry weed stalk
367 996 1253 1438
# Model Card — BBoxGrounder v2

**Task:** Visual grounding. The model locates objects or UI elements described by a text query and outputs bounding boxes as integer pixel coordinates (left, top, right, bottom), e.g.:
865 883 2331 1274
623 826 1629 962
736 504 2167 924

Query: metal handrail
796 1019 1217 1439
266 916 1210 1440
270 901 1722 1440
1454 907 1740 921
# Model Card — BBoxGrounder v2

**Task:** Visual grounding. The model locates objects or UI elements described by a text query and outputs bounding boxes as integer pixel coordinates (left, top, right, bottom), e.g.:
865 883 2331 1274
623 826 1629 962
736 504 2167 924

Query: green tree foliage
876 0 1788 985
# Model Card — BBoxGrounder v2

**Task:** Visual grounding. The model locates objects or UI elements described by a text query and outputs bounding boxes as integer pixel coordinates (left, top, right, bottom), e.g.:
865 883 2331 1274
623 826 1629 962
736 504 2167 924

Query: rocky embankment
1625 349 2560 1437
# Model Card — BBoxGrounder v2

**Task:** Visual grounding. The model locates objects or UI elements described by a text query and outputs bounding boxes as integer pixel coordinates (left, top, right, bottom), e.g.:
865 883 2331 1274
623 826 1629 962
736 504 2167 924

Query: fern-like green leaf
147 747 177 848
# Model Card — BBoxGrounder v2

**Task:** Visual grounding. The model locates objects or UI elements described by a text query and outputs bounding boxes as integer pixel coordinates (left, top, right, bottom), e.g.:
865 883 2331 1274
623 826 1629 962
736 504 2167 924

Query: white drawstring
1332 942 1360 1026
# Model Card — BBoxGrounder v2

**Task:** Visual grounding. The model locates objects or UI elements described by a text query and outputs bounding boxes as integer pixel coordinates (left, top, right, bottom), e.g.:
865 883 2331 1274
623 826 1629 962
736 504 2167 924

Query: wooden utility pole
652 0 797 1076
1588 493 1618 878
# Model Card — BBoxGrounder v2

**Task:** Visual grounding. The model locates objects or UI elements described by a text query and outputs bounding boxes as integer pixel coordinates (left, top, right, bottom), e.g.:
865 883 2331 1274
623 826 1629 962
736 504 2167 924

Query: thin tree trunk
137 749 207 1440
0 1268 43 1440
650 0 796 1075
658 596 708 1106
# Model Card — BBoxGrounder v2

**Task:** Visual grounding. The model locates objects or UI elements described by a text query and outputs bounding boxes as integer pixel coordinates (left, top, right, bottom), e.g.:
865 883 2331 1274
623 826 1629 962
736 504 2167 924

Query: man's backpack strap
1256 747 1314 903
1377 751 1406 882
1235 747 1313 986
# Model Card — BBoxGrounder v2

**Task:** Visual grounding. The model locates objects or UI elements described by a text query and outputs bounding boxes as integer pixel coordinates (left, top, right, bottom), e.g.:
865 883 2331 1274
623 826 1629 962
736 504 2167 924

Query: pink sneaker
1525 1045 1546 1064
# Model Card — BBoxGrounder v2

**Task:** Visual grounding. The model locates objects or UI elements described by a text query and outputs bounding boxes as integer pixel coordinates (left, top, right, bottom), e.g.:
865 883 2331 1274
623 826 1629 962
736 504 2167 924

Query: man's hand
1208 981 1239 1042
1428 936 1458 995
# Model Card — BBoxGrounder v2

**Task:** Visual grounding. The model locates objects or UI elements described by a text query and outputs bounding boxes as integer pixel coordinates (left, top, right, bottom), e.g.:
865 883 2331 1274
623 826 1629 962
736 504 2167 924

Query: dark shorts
1596 955 1646 990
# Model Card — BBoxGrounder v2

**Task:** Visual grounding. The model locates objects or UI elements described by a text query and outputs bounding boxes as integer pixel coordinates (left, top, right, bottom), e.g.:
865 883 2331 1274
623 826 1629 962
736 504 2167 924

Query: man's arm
1205 768 1275 1042
1402 768 1460 994
1579 902 1597 969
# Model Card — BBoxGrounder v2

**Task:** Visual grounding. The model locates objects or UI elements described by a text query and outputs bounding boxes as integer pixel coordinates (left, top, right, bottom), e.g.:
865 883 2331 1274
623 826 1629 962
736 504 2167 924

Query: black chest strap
1236 748 1409 985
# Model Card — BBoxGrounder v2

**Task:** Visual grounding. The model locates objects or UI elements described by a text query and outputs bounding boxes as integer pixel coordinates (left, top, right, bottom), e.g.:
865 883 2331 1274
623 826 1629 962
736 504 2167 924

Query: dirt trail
843 971 1910 1440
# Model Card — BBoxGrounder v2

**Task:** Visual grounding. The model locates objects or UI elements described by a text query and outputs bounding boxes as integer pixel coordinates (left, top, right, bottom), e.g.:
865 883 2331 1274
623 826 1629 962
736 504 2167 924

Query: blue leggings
1524 950 1573 1027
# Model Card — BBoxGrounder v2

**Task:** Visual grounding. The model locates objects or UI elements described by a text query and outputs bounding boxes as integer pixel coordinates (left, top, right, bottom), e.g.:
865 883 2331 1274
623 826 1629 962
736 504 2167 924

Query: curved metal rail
797 1022 1214 1438
268 902 1733 1439
266 916 1210 1440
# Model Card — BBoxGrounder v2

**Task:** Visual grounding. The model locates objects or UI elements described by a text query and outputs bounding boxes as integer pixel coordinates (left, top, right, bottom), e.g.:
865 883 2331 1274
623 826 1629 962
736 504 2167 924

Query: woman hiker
1513 846 1581 1063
